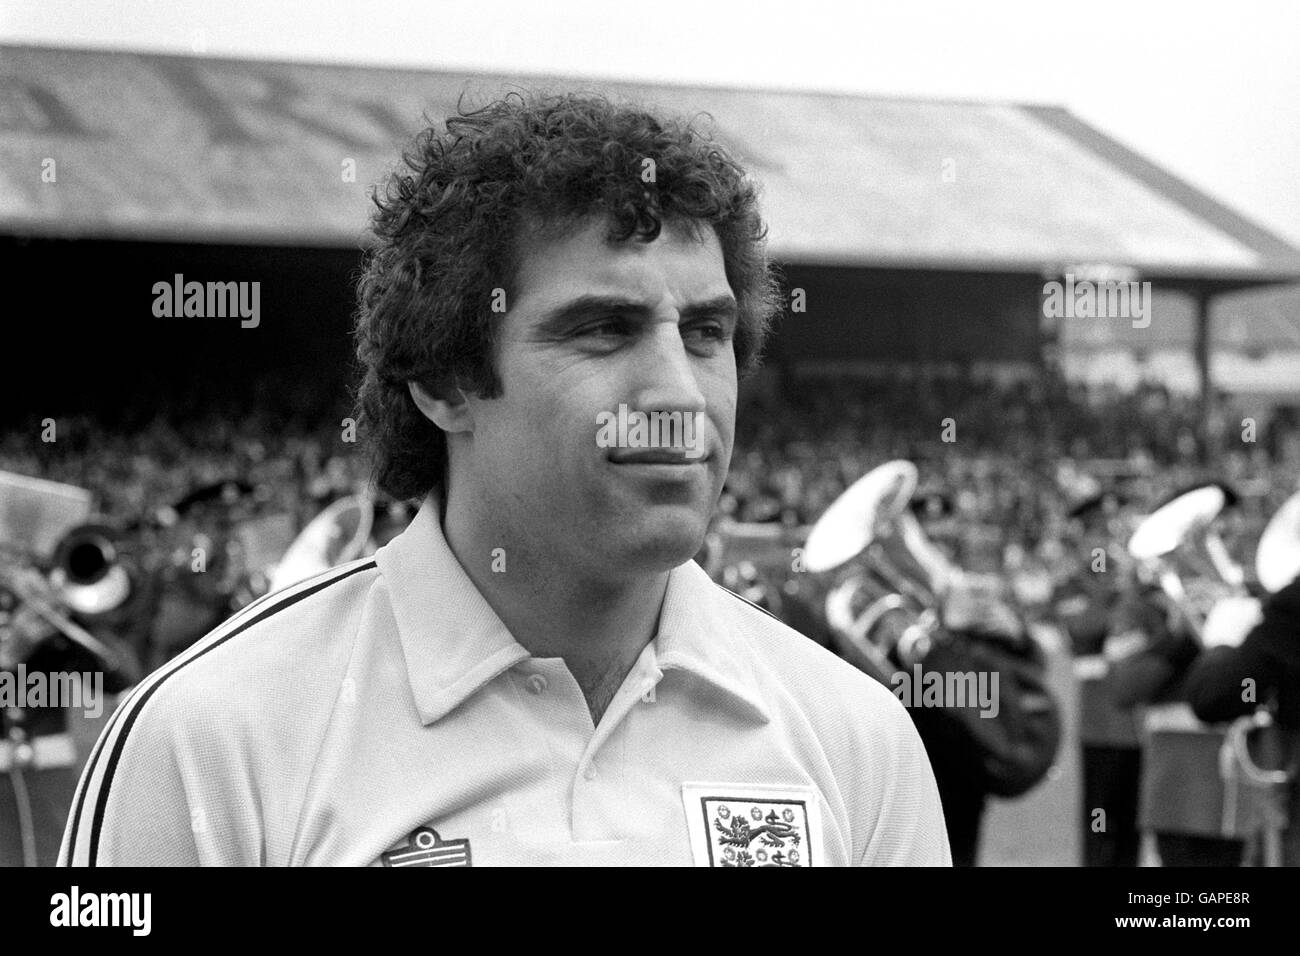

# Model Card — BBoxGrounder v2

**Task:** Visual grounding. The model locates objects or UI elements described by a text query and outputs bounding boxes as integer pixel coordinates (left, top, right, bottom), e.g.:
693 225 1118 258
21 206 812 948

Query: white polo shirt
61 493 950 867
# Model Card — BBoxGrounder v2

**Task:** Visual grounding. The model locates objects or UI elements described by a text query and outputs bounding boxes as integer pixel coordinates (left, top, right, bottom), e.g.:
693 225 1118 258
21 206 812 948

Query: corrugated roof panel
2 45 1297 282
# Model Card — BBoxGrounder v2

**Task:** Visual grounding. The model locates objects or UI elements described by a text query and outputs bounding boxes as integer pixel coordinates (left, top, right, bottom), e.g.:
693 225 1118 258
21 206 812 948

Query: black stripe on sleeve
75 560 377 866
715 582 780 621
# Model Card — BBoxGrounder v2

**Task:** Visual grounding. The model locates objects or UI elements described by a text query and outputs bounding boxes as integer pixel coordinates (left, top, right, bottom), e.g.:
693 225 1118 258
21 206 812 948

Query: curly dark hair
353 91 781 501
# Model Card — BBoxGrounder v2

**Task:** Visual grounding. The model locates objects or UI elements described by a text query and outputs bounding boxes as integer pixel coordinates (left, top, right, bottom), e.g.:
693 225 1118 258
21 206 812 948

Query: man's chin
602 513 709 574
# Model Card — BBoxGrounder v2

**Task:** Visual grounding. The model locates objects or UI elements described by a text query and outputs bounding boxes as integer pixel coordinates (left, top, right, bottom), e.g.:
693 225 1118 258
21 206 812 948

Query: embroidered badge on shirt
381 827 473 867
681 784 821 867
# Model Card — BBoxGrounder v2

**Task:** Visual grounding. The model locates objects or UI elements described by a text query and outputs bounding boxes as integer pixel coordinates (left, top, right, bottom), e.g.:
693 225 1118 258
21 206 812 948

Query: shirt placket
568 645 665 844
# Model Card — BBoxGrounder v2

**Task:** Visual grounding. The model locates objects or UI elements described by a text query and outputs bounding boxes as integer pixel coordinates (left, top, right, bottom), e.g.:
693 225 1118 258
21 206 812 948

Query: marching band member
1054 490 1143 866
1184 493 1300 865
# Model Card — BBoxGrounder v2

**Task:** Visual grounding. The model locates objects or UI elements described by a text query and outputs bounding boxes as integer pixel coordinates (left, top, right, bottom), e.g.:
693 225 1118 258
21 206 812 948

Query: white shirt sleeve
855 705 953 866
60 684 263 866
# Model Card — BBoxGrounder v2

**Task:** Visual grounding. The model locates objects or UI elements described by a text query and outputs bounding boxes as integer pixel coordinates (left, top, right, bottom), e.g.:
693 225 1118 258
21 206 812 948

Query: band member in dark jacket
1106 580 1247 866
1185 576 1300 728
1055 491 1142 866
1184 576 1300 866
825 556 1059 867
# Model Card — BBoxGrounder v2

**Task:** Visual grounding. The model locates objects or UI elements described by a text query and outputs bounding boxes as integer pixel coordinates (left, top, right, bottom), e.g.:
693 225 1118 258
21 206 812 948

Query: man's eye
576 318 627 338
685 322 730 343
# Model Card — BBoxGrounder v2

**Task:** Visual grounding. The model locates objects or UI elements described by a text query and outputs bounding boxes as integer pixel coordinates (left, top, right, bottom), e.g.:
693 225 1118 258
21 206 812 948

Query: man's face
456 215 738 580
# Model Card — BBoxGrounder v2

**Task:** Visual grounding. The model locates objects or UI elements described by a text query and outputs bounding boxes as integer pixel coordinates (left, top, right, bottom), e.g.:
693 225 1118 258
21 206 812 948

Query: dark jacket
1105 581 1200 709
1186 577 1300 730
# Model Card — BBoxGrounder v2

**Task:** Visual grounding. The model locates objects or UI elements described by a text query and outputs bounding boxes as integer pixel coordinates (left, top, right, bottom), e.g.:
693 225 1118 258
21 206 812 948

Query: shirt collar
375 492 529 725
652 558 772 724
375 490 771 726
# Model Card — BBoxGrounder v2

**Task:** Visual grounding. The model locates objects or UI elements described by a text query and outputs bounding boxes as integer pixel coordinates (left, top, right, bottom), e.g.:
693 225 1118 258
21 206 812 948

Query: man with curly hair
62 92 950 867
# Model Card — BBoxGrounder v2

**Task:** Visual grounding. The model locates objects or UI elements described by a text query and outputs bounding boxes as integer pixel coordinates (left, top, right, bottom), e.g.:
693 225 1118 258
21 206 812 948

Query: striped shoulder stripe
715 582 780 621
62 556 381 861
64 558 379 866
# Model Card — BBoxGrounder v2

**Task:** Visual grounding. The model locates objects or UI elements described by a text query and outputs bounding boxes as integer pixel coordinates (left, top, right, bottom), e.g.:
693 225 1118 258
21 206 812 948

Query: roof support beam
1193 286 1215 463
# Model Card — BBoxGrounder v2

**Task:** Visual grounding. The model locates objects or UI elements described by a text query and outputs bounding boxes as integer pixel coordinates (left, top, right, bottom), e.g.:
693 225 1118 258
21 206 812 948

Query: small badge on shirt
381 827 473 867
681 784 821 867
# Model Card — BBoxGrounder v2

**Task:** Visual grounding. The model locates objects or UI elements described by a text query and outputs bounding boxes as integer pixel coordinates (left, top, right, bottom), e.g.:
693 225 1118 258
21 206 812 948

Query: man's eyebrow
535 294 739 332
680 295 739 321
535 295 652 331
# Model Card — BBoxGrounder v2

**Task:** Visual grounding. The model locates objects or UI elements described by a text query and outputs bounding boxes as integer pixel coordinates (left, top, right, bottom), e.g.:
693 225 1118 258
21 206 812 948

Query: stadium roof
3 44 1300 286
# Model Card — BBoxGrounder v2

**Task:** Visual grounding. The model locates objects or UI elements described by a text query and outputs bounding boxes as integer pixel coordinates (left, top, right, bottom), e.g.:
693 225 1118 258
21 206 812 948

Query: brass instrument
0 558 124 675
1 476 138 867
804 460 955 672
1126 483 1259 648
0 470 135 673
1256 488 1300 595
49 524 133 618
1130 483 1297 865
268 493 375 593
807 460 1061 810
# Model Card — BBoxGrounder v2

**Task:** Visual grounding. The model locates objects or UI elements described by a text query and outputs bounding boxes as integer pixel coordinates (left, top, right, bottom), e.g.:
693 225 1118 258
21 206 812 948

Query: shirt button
583 764 598 781
527 674 548 695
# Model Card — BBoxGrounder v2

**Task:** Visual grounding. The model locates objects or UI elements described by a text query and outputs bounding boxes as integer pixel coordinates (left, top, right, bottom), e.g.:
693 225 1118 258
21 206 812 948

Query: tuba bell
805 460 954 672
1255 488 1300 595
49 524 133 618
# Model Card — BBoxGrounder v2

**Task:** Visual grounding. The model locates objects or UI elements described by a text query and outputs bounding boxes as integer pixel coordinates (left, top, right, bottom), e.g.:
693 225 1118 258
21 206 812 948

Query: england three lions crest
682 784 822 867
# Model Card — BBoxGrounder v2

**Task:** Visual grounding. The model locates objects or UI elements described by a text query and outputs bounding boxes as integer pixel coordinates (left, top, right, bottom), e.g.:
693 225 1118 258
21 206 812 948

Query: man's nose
631 323 707 414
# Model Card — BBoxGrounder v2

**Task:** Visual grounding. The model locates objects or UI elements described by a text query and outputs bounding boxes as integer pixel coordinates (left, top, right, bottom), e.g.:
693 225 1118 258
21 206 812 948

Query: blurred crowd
724 374 1299 596
0 402 367 532
2 373 1298 593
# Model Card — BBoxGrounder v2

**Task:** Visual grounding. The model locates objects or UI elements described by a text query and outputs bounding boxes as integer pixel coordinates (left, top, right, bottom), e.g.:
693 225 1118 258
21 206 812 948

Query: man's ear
408 380 474 434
